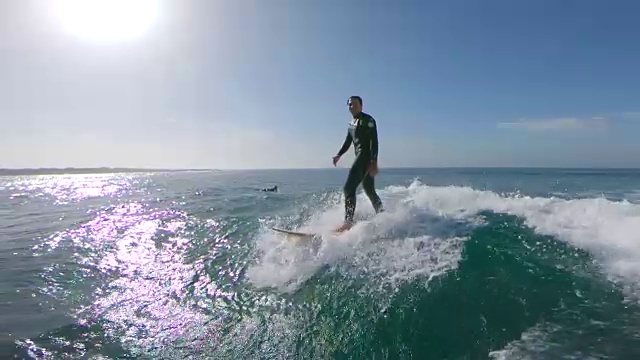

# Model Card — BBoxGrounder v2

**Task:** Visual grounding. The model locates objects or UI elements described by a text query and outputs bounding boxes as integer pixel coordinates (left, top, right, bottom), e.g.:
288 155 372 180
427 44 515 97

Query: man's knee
343 183 354 196
362 181 373 193
344 176 359 196
362 180 376 196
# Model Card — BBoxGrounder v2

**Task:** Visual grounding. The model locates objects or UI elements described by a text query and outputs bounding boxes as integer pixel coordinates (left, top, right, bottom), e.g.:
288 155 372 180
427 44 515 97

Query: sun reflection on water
34 196 252 356
9 173 297 357
4 174 147 204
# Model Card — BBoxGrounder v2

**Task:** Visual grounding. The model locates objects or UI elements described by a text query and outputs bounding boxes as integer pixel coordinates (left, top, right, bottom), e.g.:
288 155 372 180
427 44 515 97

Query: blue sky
2 0 640 169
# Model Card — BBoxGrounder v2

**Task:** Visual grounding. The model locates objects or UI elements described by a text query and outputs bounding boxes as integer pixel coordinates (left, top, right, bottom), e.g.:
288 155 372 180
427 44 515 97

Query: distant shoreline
1 166 640 177
0 168 212 176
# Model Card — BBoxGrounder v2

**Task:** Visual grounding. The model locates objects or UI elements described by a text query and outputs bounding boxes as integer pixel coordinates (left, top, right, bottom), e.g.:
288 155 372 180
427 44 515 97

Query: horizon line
2 165 640 176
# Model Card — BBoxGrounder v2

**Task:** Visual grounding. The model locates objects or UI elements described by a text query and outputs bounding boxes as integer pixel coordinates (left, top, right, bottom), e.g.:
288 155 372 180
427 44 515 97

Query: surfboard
270 227 318 239
271 223 354 239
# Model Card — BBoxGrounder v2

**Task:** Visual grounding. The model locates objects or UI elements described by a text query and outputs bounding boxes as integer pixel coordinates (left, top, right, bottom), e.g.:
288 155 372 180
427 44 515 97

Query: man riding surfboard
332 95 384 233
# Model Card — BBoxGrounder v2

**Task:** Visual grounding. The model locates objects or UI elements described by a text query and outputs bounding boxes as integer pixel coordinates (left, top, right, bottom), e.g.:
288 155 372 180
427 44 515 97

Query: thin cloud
497 117 610 131
620 111 640 120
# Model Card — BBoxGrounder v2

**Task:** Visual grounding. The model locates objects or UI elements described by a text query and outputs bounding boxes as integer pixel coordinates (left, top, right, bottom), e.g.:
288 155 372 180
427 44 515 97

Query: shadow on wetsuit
336 111 383 225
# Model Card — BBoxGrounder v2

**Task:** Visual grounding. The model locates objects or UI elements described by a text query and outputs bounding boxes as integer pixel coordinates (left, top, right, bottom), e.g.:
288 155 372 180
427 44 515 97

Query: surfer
332 95 384 232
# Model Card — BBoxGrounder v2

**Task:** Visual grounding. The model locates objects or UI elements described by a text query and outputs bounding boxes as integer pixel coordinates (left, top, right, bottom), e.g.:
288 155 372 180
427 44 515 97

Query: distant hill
0 168 211 176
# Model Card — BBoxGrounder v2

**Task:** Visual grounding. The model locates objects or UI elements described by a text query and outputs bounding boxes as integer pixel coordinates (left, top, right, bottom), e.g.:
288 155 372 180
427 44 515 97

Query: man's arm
369 117 379 162
336 131 352 157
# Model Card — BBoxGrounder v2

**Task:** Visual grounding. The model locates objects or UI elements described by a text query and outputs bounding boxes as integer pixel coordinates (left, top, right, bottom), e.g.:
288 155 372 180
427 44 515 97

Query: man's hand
332 155 341 167
368 161 379 176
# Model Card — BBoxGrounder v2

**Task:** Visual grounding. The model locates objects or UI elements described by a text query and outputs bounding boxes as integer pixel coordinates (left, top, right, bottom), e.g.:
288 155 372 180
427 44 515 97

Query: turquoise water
2 168 640 359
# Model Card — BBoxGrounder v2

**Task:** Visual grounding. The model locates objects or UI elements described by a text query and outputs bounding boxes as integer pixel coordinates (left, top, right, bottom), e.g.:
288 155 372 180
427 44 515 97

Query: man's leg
342 158 368 226
362 172 383 213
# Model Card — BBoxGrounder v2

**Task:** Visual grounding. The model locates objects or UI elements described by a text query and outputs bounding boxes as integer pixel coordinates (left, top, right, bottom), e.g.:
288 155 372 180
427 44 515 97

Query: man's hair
348 95 363 107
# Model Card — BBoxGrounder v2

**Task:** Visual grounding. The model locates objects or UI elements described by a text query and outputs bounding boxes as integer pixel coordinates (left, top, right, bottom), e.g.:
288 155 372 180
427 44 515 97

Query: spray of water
248 179 640 301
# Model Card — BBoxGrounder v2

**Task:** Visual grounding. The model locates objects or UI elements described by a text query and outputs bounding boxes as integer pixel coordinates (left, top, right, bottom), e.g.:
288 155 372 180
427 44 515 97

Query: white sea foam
393 181 640 285
247 179 640 298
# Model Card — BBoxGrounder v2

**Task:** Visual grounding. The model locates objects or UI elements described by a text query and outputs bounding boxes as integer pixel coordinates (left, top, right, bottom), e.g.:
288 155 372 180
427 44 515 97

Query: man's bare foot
334 223 353 233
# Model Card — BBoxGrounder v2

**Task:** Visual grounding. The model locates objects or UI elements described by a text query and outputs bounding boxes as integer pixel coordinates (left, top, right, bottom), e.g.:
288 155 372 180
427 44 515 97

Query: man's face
347 97 361 116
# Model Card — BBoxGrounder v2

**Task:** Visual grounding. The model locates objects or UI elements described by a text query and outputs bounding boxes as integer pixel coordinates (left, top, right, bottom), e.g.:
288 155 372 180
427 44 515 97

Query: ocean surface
2 167 640 359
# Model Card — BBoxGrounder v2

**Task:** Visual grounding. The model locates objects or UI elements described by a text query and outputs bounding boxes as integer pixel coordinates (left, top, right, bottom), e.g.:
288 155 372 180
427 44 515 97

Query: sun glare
53 0 160 42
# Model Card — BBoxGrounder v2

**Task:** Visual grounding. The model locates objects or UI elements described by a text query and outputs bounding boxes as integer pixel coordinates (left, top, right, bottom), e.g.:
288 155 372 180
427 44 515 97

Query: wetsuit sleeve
336 131 352 156
369 117 379 161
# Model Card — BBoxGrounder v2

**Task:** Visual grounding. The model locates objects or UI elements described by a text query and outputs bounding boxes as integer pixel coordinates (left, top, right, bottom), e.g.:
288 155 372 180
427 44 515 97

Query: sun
53 0 160 42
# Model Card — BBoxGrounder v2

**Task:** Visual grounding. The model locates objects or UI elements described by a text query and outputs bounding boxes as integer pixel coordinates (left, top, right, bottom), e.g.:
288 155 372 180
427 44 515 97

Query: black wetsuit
336 111 384 224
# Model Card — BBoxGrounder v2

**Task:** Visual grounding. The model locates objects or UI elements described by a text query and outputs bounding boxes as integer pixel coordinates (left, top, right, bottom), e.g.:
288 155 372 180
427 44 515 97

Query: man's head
347 95 363 116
